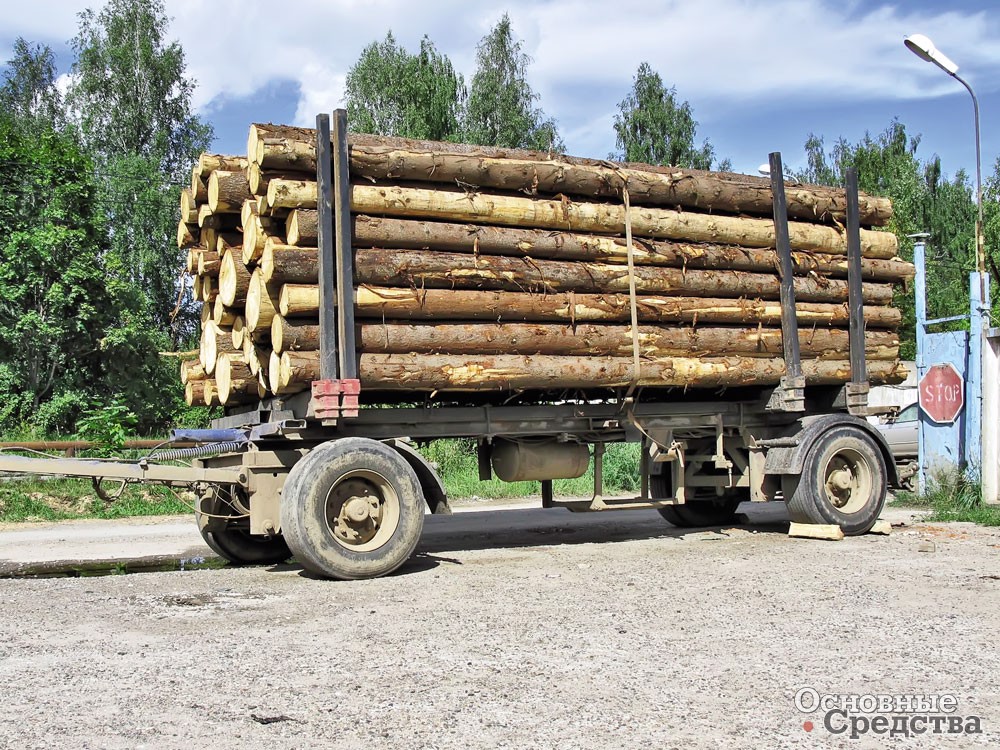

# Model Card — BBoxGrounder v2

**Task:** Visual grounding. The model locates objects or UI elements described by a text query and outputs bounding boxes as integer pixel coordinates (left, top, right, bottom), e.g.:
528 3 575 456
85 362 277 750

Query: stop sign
919 363 965 424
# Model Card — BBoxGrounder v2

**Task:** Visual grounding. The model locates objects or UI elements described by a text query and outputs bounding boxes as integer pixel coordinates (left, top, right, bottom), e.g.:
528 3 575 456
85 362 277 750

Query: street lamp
904 33 984 276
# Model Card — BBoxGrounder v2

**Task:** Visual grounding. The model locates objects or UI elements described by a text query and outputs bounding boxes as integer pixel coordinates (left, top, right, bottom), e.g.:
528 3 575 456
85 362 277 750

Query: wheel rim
324 469 401 553
822 448 873 514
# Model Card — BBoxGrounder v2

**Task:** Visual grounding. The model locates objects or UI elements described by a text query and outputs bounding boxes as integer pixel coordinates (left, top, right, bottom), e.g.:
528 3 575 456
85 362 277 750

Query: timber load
177 123 913 406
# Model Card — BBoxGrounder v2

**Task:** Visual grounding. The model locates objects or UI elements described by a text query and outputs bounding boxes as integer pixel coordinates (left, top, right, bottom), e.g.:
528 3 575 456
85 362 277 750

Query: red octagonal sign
919 363 965 424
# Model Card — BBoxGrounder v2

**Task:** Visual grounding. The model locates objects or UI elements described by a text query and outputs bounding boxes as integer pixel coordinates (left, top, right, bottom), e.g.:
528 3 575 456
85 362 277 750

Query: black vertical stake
332 109 358 380
845 168 867 386
768 152 802 380
315 114 338 381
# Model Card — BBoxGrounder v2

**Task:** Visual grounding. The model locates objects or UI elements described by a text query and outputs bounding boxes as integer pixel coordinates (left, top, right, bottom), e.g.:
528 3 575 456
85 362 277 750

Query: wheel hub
329 479 384 545
823 451 871 513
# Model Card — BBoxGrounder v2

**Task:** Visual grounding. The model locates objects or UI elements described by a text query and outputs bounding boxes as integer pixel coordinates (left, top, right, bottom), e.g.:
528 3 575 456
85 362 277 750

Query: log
177 220 198 249
185 248 199 273
245 267 281 332
286 209 318 246
212 294 238 327
200 321 238 376
349 216 913 283
215 353 263 405
271 316 320 353
278 284 903 328
248 124 319 173
180 188 198 224
197 250 220 278
248 163 305 196
353 322 899 360
208 170 251 214
261 245 318 285
218 250 252 307
191 167 208 203
348 145 894 226
266 247 894 304
787 522 844 541
180 359 206 384
197 204 239 231
198 153 246 178
232 315 246 350
241 215 278 265
248 125 893 225
215 232 243 256
241 197 259 229
199 275 217 304
274 350 907 392
185 380 220 407
270 350 322 395
266 181 898 258
200 300 212 326
193 274 203 302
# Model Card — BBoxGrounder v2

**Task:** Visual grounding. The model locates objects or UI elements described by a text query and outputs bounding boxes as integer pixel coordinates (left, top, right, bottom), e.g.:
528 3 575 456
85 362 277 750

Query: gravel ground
1 504 999 749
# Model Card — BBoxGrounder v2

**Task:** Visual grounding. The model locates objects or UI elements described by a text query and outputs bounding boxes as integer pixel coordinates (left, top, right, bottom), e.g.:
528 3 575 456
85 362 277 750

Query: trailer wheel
781 425 886 535
651 471 743 527
196 487 292 565
280 438 425 580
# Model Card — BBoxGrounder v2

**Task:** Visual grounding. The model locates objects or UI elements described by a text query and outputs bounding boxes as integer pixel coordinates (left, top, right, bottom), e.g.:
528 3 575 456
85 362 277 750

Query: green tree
463 14 564 151
0 38 63 132
612 62 722 170
345 33 465 141
795 121 977 359
68 0 212 430
0 111 108 433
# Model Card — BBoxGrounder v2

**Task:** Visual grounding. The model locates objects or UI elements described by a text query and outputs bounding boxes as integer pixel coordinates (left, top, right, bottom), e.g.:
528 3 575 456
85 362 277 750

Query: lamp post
904 33 984 276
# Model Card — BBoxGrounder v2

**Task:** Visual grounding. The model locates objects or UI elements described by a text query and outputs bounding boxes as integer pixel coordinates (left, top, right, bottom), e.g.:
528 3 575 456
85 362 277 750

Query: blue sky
4 0 1000 184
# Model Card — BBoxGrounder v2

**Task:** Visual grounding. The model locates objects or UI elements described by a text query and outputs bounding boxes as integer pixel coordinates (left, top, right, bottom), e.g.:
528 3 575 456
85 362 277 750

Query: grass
0 438 642 522
0 478 190 523
891 470 1000 527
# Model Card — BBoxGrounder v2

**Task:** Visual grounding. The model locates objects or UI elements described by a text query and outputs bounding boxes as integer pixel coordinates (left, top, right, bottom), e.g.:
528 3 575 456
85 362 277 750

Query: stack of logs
178 124 913 406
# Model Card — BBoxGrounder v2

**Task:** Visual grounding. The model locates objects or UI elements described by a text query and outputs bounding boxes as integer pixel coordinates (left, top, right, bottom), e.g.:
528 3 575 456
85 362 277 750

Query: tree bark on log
218 250 252 307
277 284 902 328
271 316 321 353
190 167 208 203
348 145 894 226
208 170 252 214
273 349 906 391
212 295 238 327
185 380 220 407
248 124 317 173
248 163 306 196
197 251 220 278
180 359 206 384
348 216 913 282
177 220 198 249
266 181 898 258
200 321 238 376
241 215 279 265
264 247 894 304
352 322 898 360
286 209 318 246
180 188 198 224
247 124 893 225
261 245 317 285
198 153 247 178
215 353 263 405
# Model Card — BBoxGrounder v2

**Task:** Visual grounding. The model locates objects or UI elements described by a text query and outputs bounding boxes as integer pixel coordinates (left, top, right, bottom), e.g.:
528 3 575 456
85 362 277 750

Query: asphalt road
1 502 998 749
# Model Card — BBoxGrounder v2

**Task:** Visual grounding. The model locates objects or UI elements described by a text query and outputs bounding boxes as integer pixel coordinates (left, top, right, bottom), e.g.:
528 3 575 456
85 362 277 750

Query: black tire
280 438 425 580
651 470 744 527
782 425 887 535
196 487 292 565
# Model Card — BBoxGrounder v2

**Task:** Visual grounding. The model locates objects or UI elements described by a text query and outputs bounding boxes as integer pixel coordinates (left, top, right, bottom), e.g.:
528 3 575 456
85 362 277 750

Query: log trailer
0 114 899 580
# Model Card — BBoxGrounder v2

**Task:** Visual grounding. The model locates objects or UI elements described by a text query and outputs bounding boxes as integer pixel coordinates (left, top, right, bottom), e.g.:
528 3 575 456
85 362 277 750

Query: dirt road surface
1 502 999 749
